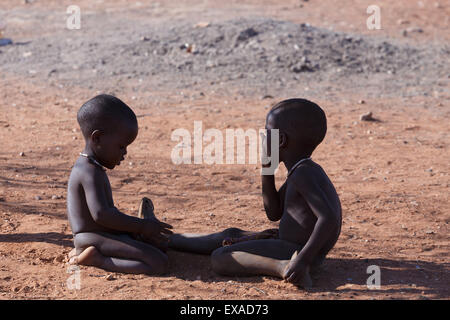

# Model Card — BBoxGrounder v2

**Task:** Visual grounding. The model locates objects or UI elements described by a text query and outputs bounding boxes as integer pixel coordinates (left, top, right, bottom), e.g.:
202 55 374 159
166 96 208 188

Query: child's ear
279 131 288 148
90 130 102 144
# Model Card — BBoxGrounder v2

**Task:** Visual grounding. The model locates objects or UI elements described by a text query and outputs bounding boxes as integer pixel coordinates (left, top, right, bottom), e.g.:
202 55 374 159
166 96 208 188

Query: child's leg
169 227 258 254
70 246 156 275
211 239 312 288
72 232 168 275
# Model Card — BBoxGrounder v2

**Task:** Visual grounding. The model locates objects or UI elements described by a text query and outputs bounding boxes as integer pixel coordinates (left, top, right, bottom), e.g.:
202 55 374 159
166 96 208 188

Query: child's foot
136 197 168 252
68 248 77 260
68 247 83 263
69 246 103 267
138 197 155 219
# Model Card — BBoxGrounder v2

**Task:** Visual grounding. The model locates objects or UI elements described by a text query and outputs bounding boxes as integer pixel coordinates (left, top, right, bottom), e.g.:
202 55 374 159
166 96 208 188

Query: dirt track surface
0 0 449 300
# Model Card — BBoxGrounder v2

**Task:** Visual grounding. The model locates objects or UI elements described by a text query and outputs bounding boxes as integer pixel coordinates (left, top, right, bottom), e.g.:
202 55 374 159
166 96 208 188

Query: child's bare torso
278 161 341 253
67 158 117 236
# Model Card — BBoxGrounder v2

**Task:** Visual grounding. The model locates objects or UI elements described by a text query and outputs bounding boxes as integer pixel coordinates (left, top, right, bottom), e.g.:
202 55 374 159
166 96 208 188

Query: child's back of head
77 94 137 140
269 98 327 155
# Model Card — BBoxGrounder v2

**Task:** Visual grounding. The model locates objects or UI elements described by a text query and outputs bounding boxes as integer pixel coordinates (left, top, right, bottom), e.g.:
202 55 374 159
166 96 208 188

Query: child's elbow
264 205 282 222
318 214 340 228
266 212 281 222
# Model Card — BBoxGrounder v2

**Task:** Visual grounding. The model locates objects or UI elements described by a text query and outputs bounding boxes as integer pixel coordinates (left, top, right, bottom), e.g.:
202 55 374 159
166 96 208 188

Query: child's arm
283 168 339 285
82 170 172 237
261 174 283 221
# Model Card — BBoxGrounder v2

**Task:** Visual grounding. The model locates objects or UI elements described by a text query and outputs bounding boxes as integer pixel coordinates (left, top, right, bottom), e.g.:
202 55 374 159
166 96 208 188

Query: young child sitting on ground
67 94 173 275
169 98 342 288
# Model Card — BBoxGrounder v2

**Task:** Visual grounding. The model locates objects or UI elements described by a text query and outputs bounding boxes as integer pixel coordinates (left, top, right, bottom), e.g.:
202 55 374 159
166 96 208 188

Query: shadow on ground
0 232 73 247
167 251 450 299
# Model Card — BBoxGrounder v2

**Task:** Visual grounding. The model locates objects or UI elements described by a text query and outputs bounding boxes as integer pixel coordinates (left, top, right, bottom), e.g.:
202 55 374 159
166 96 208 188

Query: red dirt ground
0 0 449 300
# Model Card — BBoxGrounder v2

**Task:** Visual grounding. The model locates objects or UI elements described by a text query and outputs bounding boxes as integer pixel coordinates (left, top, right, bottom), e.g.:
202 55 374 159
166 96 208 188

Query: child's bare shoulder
69 158 105 187
289 162 329 189
289 161 341 220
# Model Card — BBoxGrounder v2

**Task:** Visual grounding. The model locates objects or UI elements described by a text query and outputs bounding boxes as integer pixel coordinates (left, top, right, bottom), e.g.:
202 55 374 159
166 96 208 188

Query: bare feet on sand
68 248 77 260
68 246 103 267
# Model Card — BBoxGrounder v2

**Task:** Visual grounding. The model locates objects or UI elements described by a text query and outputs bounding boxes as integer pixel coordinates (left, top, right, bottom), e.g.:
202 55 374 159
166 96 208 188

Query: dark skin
67 119 173 275
169 110 341 288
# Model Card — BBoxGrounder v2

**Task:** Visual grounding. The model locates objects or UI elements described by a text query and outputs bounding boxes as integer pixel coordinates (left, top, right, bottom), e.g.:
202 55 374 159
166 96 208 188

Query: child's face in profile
94 122 138 169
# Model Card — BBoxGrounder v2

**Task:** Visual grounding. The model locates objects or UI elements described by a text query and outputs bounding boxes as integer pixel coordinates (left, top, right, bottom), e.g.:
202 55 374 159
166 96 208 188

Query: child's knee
222 227 242 238
73 232 93 250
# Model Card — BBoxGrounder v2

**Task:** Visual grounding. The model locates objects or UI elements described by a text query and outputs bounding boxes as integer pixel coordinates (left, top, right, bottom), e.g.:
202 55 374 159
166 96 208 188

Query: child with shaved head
169 98 342 288
67 94 172 275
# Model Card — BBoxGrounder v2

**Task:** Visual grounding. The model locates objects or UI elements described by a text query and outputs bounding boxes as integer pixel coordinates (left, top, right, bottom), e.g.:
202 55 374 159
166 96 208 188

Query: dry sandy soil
0 0 449 300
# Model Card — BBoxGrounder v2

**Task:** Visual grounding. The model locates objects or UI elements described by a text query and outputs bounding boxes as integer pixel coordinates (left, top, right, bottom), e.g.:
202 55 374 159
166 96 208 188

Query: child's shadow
312 257 449 298
168 252 449 298
168 251 264 285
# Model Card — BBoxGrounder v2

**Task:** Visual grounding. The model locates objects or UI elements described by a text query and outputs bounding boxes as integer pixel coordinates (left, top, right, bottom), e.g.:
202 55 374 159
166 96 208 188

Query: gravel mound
1 17 448 98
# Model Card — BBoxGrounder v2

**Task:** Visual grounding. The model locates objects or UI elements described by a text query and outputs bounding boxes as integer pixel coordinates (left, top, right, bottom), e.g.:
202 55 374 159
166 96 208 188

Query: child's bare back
67 158 116 236
277 161 341 262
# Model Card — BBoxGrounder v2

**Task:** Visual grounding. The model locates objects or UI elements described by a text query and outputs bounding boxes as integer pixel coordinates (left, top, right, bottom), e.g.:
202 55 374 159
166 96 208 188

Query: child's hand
141 218 173 240
282 256 312 288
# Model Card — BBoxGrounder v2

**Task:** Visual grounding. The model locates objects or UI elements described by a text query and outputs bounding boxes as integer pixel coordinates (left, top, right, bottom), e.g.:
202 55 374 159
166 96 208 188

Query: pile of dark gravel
1 16 448 98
